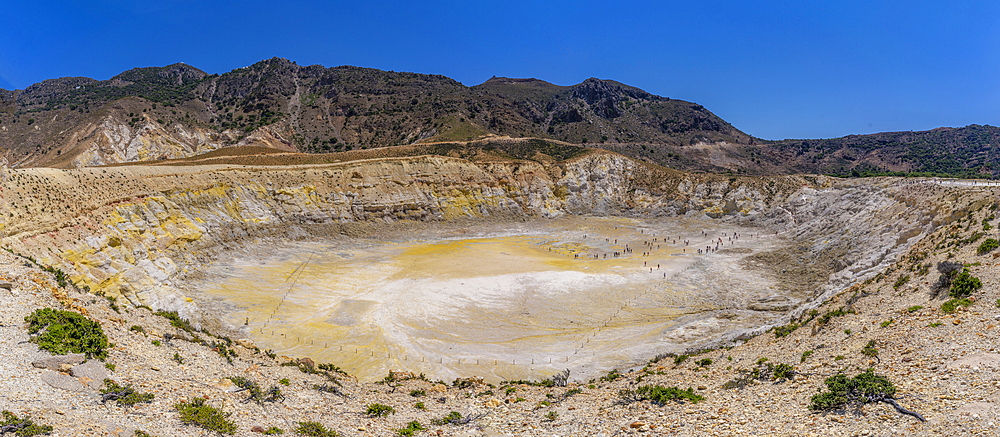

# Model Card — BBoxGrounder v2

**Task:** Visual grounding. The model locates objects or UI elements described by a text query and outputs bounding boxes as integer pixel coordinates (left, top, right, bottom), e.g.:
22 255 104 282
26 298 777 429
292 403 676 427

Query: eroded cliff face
0 152 958 328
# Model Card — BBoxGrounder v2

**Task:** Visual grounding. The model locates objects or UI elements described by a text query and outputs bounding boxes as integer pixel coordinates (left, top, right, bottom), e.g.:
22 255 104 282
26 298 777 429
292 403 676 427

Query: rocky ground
2 179 1000 436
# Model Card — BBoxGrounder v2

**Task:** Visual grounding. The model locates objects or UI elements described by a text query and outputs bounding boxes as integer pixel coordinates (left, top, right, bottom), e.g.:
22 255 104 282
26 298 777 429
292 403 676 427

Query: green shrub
977 238 999 254
800 350 814 363
25 308 110 359
228 376 283 404
862 340 878 358
949 269 982 298
173 353 184 364
942 298 973 313
834 355 845 361
414 402 425 410
295 421 337 437
809 369 896 411
100 379 154 407
880 319 894 328
893 275 910 290
364 403 394 417
929 322 943 327
621 385 704 405
175 398 236 435
673 354 688 366
151 340 161 347
279 378 290 386
0 410 54 436
907 305 923 313
432 411 464 426
129 325 145 334
544 411 558 421
105 363 116 371
134 430 152 437
773 322 800 338
395 421 425 436
263 427 283 435
696 358 713 367
154 310 198 337
600 369 622 382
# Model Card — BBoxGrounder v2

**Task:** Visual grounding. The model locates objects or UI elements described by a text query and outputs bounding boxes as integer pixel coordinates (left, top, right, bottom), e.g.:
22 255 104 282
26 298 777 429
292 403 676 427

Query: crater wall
0 153 958 332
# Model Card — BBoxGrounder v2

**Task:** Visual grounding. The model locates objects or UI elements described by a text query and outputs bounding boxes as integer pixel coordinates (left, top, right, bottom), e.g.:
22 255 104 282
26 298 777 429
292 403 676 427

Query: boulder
32 353 86 371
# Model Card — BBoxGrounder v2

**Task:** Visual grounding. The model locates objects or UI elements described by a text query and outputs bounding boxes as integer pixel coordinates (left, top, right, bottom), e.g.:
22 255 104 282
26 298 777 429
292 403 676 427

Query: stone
32 353 86 371
0 282 13 290
236 338 257 350
41 370 86 391
296 357 315 368
251 425 266 433
71 359 109 390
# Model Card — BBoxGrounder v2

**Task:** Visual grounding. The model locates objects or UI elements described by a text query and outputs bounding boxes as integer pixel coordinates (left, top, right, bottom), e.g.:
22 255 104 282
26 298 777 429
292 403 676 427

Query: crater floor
186 216 790 382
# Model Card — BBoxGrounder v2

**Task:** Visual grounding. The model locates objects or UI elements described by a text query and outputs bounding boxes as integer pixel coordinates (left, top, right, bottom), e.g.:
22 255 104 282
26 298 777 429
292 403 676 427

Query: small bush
773 322 800 338
942 298 973 313
295 421 337 437
134 430 152 437
862 340 878 358
977 238 999 255
151 340 161 347
279 378 289 386
834 355 845 360
100 379 154 407
154 310 199 339
25 308 110 359
696 358 712 367
907 305 923 313
432 411 464 425
175 398 236 435
395 421 425 436
673 355 688 366
880 319 893 328
929 322 943 327
129 325 145 334
228 376 283 404
544 411 558 422
414 402 425 410
809 369 897 411
949 269 982 298
621 385 704 405
0 410 54 436
893 275 910 290
600 369 622 382
105 363 116 371
173 353 184 364
800 350 814 363
262 427 283 435
365 403 395 417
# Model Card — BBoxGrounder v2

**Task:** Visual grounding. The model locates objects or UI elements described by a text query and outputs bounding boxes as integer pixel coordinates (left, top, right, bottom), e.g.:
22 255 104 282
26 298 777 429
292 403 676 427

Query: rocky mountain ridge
0 58 748 169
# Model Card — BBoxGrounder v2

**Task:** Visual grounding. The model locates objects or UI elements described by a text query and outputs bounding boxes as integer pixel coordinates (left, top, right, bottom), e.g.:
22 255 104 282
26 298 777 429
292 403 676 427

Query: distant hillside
0 58 749 168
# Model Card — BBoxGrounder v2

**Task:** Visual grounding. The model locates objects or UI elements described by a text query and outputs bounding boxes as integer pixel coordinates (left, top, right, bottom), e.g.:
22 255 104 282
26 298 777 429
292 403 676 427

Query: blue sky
2 0 997 140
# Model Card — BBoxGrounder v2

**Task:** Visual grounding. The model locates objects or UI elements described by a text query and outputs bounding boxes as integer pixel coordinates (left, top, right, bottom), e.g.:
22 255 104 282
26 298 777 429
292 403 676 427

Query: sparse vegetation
364 403 395 417
977 238 998 254
809 369 923 421
175 398 236 435
0 410 54 436
25 308 109 359
394 421 425 436
100 379 154 407
620 385 704 405
294 421 337 437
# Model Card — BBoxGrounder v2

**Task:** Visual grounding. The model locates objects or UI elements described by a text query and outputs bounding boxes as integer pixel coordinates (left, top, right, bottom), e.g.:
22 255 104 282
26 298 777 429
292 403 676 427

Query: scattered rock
71 359 109 390
40 370 87 392
236 338 257 350
947 353 1000 370
32 353 86 371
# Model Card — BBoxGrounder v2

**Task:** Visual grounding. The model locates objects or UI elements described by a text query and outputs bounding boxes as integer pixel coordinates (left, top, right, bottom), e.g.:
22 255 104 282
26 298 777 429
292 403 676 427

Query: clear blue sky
2 0 997 140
